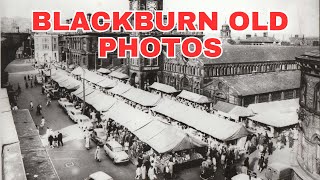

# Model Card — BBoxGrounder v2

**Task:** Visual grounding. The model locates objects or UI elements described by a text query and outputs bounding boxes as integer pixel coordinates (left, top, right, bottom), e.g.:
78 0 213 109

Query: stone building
239 32 278 45
296 50 320 178
64 16 129 70
34 33 59 63
162 45 318 105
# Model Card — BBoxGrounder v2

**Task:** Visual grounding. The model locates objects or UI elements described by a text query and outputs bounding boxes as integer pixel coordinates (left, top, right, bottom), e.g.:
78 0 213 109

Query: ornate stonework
296 50 320 178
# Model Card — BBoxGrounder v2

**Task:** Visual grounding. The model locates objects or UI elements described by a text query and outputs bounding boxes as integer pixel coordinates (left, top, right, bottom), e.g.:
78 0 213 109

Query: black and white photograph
0 0 319 180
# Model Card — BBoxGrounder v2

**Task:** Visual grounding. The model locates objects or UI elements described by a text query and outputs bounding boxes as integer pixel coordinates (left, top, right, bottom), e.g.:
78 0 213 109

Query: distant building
296 50 320 179
34 33 59 63
289 35 319 46
63 15 129 70
239 32 278 45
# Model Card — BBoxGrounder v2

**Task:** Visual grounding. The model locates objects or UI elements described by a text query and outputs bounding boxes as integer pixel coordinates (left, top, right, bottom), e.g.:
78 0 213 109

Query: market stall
97 78 118 89
247 99 299 137
149 82 180 97
108 71 129 81
102 102 207 171
107 83 132 96
121 88 162 107
213 101 254 122
152 98 249 142
97 68 111 75
177 90 212 110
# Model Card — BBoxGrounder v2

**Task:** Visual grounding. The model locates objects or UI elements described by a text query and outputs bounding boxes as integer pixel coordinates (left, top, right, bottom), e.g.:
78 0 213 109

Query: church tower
128 0 164 89
220 23 231 41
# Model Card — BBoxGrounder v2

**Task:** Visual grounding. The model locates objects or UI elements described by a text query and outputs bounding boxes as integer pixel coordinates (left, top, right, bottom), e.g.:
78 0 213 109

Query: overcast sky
1 0 319 39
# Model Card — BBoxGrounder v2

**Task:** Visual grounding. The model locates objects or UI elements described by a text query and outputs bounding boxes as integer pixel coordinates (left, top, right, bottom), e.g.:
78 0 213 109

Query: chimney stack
246 34 251 39
263 32 268 37
66 19 70 24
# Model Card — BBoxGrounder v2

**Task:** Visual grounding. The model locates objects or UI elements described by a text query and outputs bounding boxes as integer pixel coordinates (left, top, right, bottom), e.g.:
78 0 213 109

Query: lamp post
94 51 97 72
79 66 86 115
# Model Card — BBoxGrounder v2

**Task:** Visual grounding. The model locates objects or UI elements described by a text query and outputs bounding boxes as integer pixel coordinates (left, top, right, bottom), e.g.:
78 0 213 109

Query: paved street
7 59 207 180
8 59 137 180
7 59 300 180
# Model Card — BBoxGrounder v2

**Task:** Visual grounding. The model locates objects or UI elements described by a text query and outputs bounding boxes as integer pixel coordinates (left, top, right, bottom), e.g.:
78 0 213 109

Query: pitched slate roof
240 36 276 43
209 70 301 96
164 45 317 65
199 45 318 64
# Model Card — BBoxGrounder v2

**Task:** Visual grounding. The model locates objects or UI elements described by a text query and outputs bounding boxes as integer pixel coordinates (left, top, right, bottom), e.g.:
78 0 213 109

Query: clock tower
128 0 164 89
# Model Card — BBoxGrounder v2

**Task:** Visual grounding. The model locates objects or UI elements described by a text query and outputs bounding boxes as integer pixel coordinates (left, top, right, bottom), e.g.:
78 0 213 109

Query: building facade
127 0 204 89
296 50 320 178
34 33 59 63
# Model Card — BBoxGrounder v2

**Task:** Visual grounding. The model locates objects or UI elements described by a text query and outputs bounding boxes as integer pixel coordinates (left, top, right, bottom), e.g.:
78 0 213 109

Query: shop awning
64 78 81 90
213 101 254 119
71 66 83 76
108 83 132 95
108 71 129 80
97 78 118 89
82 71 106 84
102 102 153 132
152 98 249 141
85 90 104 105
103 102 207 153
149 82 179 94
121 88 162 107
177 90 211 104
71 86 95 100
91 95 117 112
247 99 299 128
97 68 111 74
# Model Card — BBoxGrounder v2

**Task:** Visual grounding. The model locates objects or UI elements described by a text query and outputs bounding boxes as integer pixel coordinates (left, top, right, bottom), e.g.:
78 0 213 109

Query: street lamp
79 66 86 115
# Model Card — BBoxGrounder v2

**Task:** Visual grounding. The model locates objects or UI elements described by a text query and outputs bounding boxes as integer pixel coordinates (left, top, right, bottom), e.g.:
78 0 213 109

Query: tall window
316 83 320 112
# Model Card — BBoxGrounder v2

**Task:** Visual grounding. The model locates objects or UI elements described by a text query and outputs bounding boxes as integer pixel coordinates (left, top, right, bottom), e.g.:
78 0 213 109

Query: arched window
315 83 320 112
182 77 189 88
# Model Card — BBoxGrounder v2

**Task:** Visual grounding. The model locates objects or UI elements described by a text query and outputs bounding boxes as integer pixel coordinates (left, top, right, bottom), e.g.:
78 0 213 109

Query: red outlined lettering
140 37 161 58
99 37 117 58
199 12 218 31
229 12 249 31
161 37 181 58
203 38 222 59
270 12 288 30
91 12 111 32
117 37 139 58
181 37 202 58
32 11 51 31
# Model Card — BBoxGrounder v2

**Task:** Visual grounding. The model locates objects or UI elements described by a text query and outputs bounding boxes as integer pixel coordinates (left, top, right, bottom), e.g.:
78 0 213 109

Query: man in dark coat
58 132 63 146
268 140 273 155
48 135 54 148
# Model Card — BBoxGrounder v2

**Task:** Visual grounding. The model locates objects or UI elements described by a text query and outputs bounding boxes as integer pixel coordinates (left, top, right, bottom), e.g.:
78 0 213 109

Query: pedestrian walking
25 81 28 89
244 157 250 170
141 163 147 180
24 75 26 81
40 116 45 129
29 101 33 111
53 135 58 147
95 146 101 162
27 75 30 80
268 140 273 155
85 131 90 150
48 135 54 148
58 132 63 146
258 155 265 172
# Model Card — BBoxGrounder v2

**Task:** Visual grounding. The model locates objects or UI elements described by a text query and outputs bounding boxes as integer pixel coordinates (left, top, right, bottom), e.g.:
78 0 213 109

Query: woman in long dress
85 131 90 150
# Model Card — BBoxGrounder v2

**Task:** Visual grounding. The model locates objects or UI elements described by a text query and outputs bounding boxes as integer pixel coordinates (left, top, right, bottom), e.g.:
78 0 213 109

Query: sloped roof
177 90 211 103
212 70 301 96
149 82 179 94
248 99 299 127
152 98 249 141
213 101 254 117
108 83 133 95
240 36 276 43
199 45 318 64
121 88 162 107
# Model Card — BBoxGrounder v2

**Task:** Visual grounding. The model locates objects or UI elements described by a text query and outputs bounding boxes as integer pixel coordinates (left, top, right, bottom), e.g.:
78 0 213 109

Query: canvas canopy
213 101 254 119
108 83 132 95
64 78 81 90
82 71 106 84
177 90 211 104
72 86 95 100
152 98 249 141
103 102 207 153
248 99 299 128
149 82 179 94
71 66 84 76
108 71 129 79
97 68 111 74
90 95 117 112
121 88 162 107
97 78 118 88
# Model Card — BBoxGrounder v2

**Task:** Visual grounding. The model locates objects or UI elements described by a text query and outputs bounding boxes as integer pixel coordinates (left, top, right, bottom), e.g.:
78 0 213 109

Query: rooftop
208 70 301 96
165 45 318 65
240 36 276 43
